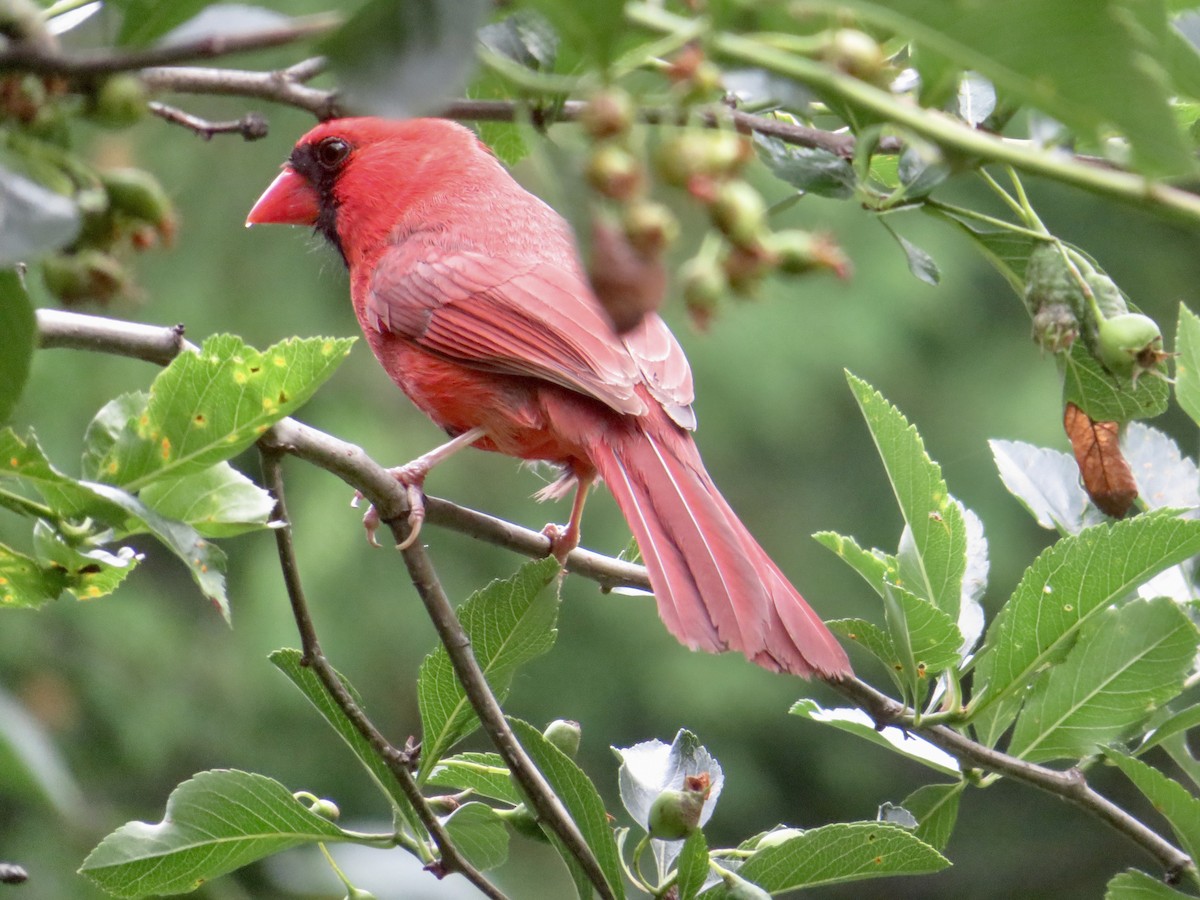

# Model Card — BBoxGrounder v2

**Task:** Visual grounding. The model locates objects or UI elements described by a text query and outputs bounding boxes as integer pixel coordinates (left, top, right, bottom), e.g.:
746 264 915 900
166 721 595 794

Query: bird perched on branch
248 117 850 679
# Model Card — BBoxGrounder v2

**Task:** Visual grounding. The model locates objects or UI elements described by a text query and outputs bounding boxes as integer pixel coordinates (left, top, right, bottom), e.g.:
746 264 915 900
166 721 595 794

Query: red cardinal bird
248 117 850 679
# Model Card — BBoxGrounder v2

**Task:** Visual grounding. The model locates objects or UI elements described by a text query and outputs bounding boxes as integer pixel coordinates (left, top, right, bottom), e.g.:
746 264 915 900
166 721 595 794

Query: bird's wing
366 244 694 421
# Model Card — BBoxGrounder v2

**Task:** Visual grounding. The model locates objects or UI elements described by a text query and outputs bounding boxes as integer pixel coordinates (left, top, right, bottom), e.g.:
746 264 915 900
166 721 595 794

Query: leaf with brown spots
1063 402 1138 518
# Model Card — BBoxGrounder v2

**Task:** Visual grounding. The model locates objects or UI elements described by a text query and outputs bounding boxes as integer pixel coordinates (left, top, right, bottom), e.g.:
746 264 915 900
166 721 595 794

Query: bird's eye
315 137 350 170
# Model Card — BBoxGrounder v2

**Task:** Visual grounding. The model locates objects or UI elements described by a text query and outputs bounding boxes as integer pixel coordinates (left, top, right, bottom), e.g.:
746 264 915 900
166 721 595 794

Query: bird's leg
540 471 595 562
354 426 488 549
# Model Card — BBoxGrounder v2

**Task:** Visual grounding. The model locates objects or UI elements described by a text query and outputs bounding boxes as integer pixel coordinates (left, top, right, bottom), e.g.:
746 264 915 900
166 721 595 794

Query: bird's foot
352 461 430 549
541 521 580 564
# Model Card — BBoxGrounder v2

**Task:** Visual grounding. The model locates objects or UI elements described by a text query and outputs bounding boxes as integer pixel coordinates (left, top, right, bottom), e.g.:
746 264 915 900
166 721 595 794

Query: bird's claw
541 522 579 563
356 464 429 549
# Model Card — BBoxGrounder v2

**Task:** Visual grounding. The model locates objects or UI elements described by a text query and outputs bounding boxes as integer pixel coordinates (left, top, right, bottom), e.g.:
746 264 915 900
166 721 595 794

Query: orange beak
246 168 320 226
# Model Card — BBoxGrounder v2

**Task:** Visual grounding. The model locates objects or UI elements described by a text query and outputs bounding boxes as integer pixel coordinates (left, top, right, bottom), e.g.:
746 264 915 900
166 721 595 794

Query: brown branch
34 311 1194 882
139 64 342 119
148 101 269 140
0 15 339 77
258 448 508 899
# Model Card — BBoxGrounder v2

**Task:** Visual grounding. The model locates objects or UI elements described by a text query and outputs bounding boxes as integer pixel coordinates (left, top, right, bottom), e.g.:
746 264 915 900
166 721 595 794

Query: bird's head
247 116 487 265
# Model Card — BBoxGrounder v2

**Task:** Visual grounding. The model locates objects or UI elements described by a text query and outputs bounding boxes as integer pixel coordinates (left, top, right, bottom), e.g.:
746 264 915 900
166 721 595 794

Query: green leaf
831 0 1194 174
322 0 488 118
79 770 353 898
140 463 276 538
1137 704 1200 757
827 618 900 682
508 716 625 900
269 649 423 833
32 521 139 601
417 557 560 780
675 829 709 900
728 822 949 892
990 439 1091 534
0 272 34 423
1106 869 1199 900
972 513 1200 725
426 752 520 805
87 335 352 491
1062 340 1170 423
924 205 1036 296
0 428 130 524
0 165 80 265
112 0 211 45
1105 749 1200 870
899 782 963 851
1124 423 1200 513
755 133 857 200
880 219 941 285
442 802 509 871
523 0 628 68
790 700 960 777
1007 598 1196 762
886 581 963 678
0 542 66 609
813 531 897 596
83 481 229 617
1175 304 1200 427
847 372 967 619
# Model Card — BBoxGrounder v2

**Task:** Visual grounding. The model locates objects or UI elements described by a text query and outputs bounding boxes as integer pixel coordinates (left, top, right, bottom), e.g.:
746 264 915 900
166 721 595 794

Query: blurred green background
3 35 1200 900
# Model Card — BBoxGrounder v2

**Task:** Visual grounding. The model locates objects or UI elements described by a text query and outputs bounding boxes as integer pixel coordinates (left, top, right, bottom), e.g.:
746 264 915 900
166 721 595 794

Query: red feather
249 117 851 679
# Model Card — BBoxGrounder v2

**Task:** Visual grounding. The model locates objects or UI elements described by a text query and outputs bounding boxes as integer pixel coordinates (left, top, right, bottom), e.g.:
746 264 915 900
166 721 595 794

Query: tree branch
259 448 508 900
148 102 269 141
33 310 1193 882
0 15 339 77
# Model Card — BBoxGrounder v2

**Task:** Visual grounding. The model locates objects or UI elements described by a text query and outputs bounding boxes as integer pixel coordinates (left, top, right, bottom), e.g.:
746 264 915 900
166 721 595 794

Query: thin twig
0 14 339 76
139 64 341 119
34 309 1194 882
148 101 269 140
259 448 509 900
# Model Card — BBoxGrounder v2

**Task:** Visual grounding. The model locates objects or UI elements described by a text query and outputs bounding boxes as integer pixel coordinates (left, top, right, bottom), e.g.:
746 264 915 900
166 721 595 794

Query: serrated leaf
813 531 896 596
833 0 1194 174
847 372 967 619
323 0 488 118
32 521 140 601
1106 869 1199 900
958 504 987 656
0 165 80 265
426 752 519 805
1062 340 1169 423
957 71 996 126
0 428 130 524
675 829 709 900
442 802 509 871
269 649 418 823
0 271 34 423
1137 704 1200 757
83 481 228 617
827 618 898 681
880 219 941 285
140 463 276 538
90 335 352 491
972 513 1200 723
885 581 963 678
790 700 960 777
614 729 723 883
0 542 66 608
509 717 625 900
727 822 949 892
1175 304 1200 428
896 144 949 200
1008 598 1196 762
754 133 857 199
80 770 352 898
417 557 560 780
899 782 963 851
990 439 1091 534
1105 749 1200 869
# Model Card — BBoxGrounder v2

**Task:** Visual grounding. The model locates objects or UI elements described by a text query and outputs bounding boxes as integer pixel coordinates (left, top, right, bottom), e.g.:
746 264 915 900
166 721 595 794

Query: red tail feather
588 418 851 679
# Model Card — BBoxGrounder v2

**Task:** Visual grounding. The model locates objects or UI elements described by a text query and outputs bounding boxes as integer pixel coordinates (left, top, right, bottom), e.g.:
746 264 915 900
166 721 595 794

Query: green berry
41 250 128 306
581 88 636 141
586 143 643 200
647 788 703 840
88 75 147 129
710 180 767 249
822 29 887 82
542 719 582 759
622 200 679 257
1096 313 1162 377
